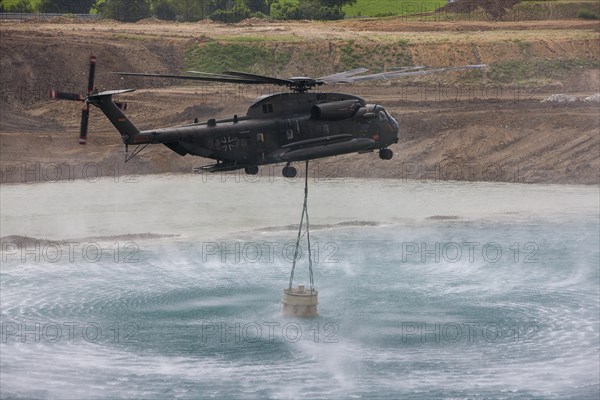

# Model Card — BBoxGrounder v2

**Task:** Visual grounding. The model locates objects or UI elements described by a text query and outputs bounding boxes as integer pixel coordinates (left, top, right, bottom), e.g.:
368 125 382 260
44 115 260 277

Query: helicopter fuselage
122 92 399 173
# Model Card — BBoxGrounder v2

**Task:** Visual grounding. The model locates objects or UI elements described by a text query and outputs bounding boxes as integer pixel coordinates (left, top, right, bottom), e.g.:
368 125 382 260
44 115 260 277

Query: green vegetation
183 39 421 79
276 0 446 18
512 1 600 20
337 39 413 71
3 0 599 21
487 58 600 84
513 39 532 53
37 0 95 13
343 0 445 18
577 8 599 19
0 0 270 21
100 0 150 21
184 42 293 74
2 0 40 11
272 0 355 20
274 0 597 19
214 34 302 42
2 0 93 13
111 33 150 40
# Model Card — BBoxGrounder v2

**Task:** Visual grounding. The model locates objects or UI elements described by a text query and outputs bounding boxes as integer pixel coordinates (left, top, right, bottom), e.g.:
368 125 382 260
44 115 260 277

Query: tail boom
87 89 139 143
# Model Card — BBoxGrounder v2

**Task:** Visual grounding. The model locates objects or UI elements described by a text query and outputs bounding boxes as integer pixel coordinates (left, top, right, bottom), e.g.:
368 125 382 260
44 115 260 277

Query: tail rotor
50 54 97 145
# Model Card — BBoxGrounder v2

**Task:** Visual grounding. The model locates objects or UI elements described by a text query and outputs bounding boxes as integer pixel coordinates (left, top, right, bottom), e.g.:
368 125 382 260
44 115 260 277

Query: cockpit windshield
384 110 399 133
378 111 388 122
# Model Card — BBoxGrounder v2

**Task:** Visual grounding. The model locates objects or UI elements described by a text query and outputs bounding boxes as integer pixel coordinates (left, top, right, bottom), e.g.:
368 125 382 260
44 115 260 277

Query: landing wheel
244 165 259 175
282 165 297 178
379 148 393 160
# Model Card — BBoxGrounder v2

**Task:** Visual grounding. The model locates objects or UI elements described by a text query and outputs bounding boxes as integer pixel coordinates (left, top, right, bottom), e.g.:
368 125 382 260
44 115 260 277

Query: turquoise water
1 175 598 399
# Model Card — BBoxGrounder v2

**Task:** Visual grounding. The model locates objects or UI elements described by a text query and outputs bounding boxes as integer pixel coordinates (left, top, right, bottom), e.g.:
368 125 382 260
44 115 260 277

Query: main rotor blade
222 71 293 86
318 67 429 83
186 70 255 79
317 68 370 82
115 72 269 85
346 64 486 82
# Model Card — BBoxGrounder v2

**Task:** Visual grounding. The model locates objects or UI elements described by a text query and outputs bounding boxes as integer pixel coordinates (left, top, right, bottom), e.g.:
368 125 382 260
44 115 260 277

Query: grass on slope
184 42 293 74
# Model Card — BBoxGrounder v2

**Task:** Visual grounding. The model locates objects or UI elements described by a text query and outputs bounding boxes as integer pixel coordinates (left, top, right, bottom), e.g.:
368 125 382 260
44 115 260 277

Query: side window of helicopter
378 111 388 122
257 133 265 144
262 104 274 114
286 129 293 140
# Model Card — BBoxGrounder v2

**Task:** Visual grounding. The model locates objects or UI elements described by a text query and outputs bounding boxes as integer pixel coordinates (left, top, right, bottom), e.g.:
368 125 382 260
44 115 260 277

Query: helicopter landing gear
282 164 297 178
244 165 259 175
379 148 393 160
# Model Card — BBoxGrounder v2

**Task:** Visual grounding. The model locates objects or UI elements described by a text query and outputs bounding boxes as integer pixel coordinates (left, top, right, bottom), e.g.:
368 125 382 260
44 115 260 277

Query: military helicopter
51 55 485 177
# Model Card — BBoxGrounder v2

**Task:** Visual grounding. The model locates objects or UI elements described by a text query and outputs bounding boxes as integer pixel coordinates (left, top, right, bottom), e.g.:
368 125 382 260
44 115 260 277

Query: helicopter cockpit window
378 111 388 122
262 104 274 114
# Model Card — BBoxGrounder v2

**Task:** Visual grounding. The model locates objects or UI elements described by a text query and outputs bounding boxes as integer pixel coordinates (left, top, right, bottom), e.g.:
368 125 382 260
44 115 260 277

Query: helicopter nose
389 114 399 137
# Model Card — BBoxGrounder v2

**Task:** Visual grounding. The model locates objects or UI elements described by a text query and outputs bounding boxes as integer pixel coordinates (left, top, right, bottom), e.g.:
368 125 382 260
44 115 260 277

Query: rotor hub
288 78 322 93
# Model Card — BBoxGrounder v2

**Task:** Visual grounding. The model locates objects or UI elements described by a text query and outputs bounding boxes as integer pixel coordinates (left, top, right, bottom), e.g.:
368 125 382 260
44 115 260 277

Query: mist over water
1 174 599 399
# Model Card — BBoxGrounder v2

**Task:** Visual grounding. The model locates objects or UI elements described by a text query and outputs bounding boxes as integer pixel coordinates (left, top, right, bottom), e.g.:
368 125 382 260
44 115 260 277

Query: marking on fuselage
220 136 238 151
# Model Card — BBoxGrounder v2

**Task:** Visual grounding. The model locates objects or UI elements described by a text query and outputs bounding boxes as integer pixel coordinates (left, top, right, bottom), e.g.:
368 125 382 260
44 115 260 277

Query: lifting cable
124 143 150 163
288 160 314 292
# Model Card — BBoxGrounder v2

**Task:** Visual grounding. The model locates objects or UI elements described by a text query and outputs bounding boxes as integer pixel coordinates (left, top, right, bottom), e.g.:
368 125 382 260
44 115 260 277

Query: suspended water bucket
282 285 318 317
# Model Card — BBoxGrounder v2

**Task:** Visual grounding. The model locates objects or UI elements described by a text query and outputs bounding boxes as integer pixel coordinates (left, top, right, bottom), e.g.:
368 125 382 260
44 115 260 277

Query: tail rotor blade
50 90 84 101
87 54 97 95
81 55 97 145
79 104 90 145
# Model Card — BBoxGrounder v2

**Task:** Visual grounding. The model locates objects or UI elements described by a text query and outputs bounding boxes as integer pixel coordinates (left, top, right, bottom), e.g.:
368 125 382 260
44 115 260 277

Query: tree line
1 0 532 22
0 0 358 22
